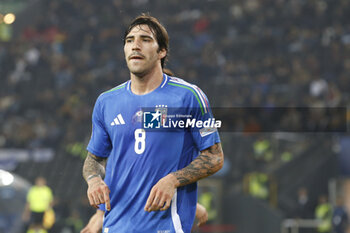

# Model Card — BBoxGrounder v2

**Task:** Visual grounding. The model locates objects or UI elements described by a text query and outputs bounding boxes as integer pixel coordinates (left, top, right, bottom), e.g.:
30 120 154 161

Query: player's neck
130 68 163 95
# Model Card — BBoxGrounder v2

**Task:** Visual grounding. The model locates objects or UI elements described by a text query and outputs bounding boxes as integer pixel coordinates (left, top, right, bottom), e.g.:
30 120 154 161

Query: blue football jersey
87 74 221 233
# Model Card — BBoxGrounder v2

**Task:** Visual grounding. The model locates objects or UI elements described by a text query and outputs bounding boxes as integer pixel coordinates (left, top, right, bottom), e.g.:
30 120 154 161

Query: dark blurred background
1 0 350 232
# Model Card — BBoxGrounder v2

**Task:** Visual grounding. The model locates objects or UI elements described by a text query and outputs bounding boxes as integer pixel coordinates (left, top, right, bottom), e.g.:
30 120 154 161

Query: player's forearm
171 143 224 187
94 210 104 231
88 210 104 232
83 152 107 182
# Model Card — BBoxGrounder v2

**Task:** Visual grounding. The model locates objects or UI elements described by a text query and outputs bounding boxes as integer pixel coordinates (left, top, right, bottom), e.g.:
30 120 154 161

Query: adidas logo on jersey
110 114 125 126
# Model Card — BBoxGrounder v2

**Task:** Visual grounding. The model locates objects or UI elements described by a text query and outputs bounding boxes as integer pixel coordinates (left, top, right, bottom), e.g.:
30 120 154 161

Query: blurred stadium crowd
1 0 350 148
1 0 350 232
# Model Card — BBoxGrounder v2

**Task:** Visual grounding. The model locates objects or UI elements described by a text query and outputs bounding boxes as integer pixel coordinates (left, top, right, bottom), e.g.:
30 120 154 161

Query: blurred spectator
253 137 273 163
22 177 54 233
315 195 332 233
295 187 314 219
245 172 269 201
332 196 349 233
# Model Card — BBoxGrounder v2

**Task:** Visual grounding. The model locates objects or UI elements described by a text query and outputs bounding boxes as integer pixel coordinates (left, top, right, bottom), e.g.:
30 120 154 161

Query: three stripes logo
110 114 125 126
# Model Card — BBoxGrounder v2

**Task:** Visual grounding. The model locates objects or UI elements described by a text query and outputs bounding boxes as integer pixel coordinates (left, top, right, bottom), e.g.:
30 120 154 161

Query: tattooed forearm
83 152 107 182
171 143 224 186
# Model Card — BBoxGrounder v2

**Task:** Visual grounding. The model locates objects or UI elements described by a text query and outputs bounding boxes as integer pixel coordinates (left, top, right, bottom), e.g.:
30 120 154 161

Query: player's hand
195 203 208 226
80 209 104 233
80 226 94 233
80 224 100 233
144 174 177 212
87 176 111 211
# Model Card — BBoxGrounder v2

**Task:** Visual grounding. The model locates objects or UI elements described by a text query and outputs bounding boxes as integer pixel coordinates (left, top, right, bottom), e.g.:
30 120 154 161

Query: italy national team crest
155 105 168 125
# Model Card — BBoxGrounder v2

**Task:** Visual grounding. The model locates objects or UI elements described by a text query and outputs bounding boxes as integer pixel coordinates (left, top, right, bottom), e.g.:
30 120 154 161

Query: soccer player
80 203 208 233
83 14 224 233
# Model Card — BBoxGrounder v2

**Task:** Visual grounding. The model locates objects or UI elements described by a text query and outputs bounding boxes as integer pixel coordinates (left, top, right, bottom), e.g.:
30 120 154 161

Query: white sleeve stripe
171 190 184 233
194 85 209 109
169 79 208 113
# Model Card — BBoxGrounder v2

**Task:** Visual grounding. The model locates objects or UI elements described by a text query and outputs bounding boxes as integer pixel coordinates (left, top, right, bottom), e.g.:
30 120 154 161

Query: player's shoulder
167 76 208 100
166 76 210 112
97 81 128 101
167 76 205 95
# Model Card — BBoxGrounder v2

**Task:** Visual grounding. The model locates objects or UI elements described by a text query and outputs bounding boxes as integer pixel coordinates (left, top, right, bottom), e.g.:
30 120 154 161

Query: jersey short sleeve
87 96 112 157
186 86 221 151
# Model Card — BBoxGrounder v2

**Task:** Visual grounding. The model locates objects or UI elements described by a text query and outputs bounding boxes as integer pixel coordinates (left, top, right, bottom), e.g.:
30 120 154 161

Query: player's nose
132 39 141 50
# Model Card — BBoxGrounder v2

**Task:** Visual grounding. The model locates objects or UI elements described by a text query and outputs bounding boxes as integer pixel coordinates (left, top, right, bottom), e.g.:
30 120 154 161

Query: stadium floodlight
3 13 15 24
0 169 14 186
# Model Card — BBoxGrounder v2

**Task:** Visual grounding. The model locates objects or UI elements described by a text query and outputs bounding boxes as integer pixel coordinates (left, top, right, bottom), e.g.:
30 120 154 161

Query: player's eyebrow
140 35 154 40
125 35 154 40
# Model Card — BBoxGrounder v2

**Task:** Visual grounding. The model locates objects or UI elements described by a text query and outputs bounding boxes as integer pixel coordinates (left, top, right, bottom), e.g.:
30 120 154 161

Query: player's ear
158 48 166 60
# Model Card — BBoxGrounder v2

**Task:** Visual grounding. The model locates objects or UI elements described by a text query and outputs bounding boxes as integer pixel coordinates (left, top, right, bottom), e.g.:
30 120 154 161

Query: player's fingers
90 192 100 208
92 192 101 205
155 192 169 211
198 219 207 226
197 213 208 226
197 217 205 226
153 189 168 211
149 189 165 211
87 193 94 206
96 190 105 204
103 188 111 211
157 198 166 210
87 192 97 208
160 198 171 211
155 196 164 211
145 189 156 211
149 196 160 211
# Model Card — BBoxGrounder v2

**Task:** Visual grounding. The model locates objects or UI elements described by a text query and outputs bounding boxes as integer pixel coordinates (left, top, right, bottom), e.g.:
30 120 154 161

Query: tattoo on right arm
83 152 107 182
171 143 224 186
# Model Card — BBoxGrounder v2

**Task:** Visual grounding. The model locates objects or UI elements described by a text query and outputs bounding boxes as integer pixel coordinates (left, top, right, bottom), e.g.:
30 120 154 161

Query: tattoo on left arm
171 143 224 187
82 152 107 182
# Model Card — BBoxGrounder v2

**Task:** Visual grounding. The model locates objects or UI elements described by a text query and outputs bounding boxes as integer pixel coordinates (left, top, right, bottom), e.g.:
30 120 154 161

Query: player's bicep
199 142 224 171
87 99 112 157
200 143 223 158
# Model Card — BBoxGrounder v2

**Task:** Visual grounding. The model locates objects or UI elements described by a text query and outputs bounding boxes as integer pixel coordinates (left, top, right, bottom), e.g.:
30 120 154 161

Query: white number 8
134 128 146 154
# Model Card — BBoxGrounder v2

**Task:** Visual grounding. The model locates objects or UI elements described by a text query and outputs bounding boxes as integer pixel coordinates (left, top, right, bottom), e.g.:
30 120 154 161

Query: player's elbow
212 151 224 174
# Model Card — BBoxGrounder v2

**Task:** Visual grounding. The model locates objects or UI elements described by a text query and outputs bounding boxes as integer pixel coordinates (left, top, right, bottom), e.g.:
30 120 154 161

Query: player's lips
129 53 145 60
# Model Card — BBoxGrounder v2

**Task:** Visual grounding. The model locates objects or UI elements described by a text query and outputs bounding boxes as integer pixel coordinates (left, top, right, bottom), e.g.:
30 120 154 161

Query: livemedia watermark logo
143 110 221 129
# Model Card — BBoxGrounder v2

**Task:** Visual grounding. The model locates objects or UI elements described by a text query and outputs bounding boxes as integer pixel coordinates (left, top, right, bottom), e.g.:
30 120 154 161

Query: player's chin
130 68 148 77
128 60 144 67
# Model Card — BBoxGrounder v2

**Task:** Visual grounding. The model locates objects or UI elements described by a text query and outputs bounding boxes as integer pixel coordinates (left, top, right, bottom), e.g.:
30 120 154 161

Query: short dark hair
124 14 169 68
